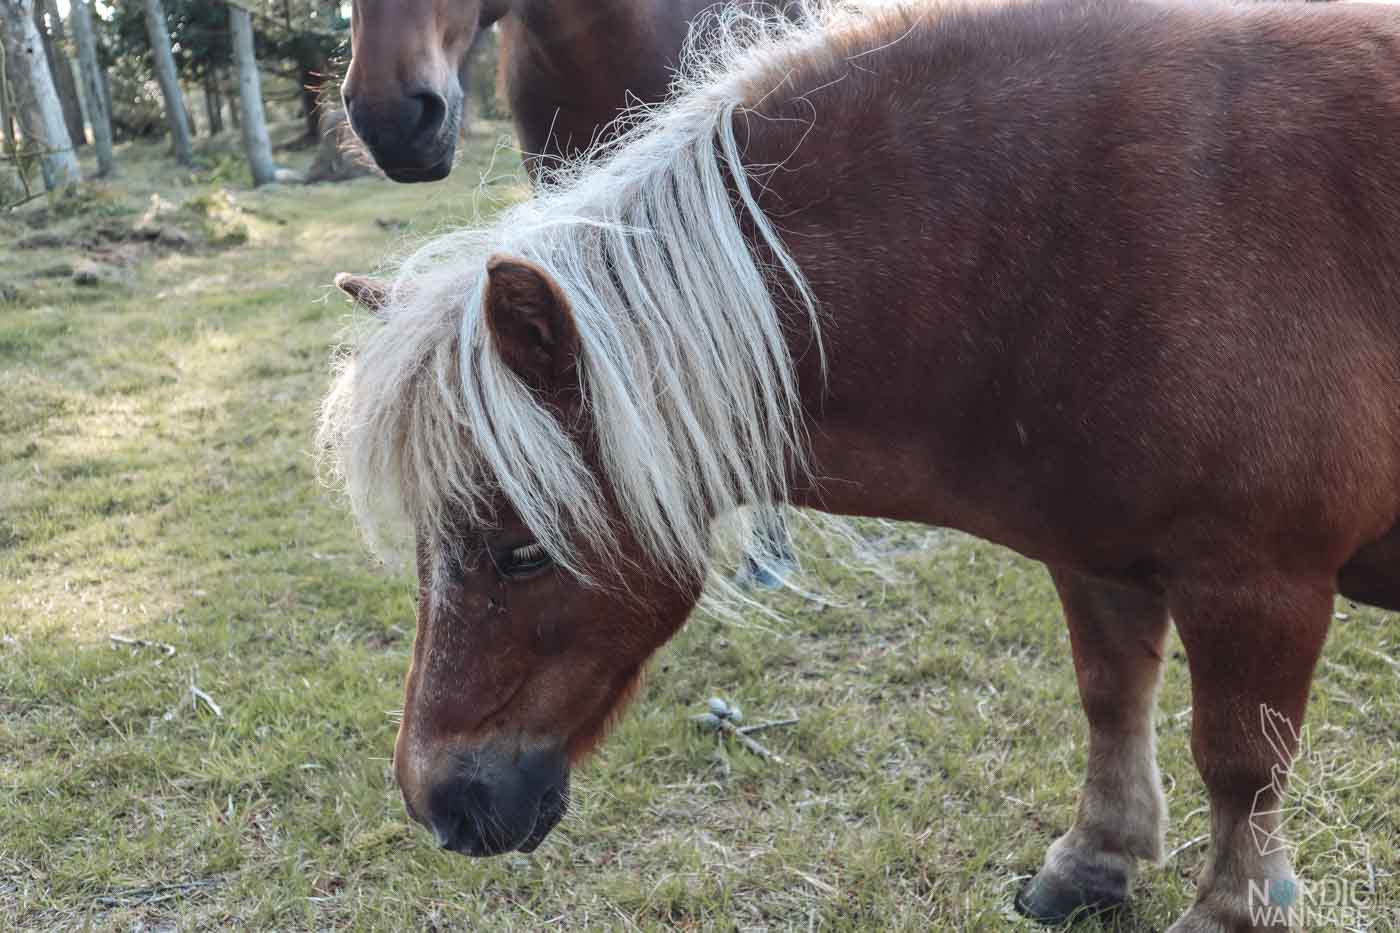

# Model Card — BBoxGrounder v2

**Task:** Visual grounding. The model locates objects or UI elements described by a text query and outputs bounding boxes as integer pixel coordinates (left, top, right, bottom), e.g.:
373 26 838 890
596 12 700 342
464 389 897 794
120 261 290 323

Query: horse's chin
381 153 454 183
376 125 458 183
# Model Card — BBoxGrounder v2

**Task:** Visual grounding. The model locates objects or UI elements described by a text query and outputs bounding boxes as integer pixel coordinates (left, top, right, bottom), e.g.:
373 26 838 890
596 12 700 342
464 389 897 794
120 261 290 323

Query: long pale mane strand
318 3 896 584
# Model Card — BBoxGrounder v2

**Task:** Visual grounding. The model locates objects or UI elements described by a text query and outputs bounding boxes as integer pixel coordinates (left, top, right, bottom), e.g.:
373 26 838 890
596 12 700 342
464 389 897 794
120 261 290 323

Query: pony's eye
499 541 552 578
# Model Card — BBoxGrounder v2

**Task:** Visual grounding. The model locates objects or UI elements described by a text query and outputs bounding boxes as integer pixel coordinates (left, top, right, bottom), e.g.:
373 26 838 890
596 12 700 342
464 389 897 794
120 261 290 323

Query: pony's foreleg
1165 574 1333 933
1017 567 1169 925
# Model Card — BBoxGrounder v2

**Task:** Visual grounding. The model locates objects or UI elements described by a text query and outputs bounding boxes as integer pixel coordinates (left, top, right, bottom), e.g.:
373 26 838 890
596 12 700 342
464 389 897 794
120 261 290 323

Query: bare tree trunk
34 0 82 147
68 0 112 176
203 71 223 135
0 0 79 189
298 59 321 140
229 5 273 186
0 60 17 198
141 0 192 165
226 69 239 130
1 43 17 162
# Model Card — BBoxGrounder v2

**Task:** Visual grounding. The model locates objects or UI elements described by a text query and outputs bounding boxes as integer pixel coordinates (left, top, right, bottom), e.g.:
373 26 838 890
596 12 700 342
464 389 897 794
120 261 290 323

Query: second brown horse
342 0 745 180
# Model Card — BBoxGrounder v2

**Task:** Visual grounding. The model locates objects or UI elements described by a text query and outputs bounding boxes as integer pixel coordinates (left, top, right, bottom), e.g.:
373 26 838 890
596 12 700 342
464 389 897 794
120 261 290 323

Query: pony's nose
407 744 569 857
345 90 443 147
345 90 451 180
423 775 508 855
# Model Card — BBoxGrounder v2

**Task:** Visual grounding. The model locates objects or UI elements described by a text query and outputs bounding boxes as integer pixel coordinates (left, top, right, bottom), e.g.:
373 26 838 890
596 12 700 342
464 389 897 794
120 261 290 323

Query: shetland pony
321 2 1400 930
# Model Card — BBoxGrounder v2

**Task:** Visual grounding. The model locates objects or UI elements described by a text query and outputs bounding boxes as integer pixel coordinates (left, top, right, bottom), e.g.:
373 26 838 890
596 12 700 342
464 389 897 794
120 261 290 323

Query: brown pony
322 2 1400 930
340 0 741 180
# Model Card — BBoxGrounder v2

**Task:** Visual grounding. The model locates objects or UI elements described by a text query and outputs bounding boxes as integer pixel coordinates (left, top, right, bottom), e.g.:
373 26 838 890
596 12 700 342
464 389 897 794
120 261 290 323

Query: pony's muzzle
343 85 456 183
408 743 570 856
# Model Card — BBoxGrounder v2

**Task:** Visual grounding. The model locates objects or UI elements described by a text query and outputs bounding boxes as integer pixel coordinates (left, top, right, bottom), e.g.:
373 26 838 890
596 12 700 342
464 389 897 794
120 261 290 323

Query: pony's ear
335 272 389 313
483 254 580 396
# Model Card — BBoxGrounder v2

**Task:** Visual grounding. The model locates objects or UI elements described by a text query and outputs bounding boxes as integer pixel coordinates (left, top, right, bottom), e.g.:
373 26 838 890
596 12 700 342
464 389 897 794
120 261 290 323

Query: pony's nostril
412 92 447 140
428 805 473 851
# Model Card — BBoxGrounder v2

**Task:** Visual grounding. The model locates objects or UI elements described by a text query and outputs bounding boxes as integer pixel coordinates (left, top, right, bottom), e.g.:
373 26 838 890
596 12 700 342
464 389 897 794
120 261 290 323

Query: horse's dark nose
344 89 453 182
410 744 569 856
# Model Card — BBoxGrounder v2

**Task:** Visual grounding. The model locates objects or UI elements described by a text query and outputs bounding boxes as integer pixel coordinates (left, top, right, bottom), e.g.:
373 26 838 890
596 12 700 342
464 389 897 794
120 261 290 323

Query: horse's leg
1017 567 1170 924
1165 573 1333 933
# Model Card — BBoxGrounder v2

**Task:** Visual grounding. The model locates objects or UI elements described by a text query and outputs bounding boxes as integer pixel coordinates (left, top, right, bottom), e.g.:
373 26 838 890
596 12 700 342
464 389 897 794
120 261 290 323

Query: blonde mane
319 3 892 584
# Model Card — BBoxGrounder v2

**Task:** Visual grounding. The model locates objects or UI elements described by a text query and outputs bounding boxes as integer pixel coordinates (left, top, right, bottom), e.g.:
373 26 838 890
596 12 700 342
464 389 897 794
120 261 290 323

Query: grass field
2 130 1398 932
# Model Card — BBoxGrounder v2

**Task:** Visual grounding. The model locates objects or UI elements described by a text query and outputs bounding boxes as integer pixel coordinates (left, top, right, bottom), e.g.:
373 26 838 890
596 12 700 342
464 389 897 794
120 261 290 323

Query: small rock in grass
73 261 103 286
72 261 131 287
156 226 193 250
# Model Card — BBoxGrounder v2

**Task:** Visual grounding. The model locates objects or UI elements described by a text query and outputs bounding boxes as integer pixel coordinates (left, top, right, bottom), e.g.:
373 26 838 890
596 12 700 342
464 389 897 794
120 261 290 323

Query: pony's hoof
1014 870 1127 927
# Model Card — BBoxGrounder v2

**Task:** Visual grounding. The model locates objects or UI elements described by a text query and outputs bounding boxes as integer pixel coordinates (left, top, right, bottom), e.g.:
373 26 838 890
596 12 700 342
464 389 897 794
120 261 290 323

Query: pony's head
322 8 826 852
395 266 704 857
391 256 708 854
342 0 510 181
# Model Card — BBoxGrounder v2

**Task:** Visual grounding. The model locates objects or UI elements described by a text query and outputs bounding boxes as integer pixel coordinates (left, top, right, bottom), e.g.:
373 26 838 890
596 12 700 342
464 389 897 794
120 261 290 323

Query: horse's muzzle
409 743 570 856
343 87 458 183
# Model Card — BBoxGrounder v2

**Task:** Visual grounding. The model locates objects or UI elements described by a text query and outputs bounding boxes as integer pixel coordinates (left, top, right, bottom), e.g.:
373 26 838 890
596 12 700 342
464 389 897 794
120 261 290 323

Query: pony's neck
716 23 979 536
502 0 710 170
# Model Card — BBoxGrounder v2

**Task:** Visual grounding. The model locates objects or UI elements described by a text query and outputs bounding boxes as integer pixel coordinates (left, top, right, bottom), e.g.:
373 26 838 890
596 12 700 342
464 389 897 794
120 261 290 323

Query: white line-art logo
1246 705 1387 927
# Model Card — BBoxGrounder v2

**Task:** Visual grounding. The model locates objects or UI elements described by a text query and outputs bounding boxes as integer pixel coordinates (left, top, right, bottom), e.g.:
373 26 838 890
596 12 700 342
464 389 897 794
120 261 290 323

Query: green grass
2 129 1397 932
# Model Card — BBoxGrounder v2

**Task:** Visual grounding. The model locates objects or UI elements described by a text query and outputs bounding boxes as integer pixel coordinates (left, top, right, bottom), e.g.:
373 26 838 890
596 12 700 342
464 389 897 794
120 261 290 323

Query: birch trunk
1 32 18 160
34 0 83 147
229 5 274 186
141 0 192 165
68 0 112 176
0 0 79 189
